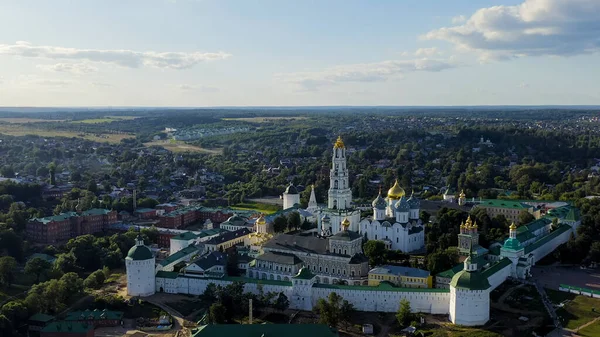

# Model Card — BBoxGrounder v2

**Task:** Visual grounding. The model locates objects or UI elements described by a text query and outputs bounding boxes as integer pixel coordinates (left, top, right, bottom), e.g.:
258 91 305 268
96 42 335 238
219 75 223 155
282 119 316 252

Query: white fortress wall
486 263 512 291
156 276 450 313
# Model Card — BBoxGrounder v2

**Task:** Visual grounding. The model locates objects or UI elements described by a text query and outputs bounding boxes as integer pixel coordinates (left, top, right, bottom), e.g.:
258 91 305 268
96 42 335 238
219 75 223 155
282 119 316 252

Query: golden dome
460 221 465 229
465 215 472 226
459 190 466 197
473 221 478 229
256 214 266 225
341 217 350 228
509 222 517 230
333 136 345 149
387 180 406 199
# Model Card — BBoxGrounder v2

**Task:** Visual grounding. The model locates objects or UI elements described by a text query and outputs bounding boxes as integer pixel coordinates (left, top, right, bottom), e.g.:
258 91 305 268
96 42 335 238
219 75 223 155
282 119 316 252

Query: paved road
145 294 190 337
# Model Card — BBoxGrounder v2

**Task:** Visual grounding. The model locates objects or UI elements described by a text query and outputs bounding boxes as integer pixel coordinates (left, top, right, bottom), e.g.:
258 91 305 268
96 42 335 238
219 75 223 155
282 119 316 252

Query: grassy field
0 124 133 143
144 140 222 154
546 289 600 330
222 116 307 123
0 117 65 124
231 202 281 214
578 319 600 336
71 116 138 124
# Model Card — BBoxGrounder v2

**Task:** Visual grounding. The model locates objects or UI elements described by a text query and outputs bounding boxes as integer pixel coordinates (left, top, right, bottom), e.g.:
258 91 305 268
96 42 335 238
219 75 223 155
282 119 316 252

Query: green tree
363 240 387 266
0 256 17 288
0 300 29 329
287 211 301 231
25 257 52 283
83 270 106 289
273 215 287 233
209 303 227 324
274 292 290 311
396 299 412 326
137 198 159 209
315 292 343 327
48 162 56 185
0 314 12 337
518 210 535 225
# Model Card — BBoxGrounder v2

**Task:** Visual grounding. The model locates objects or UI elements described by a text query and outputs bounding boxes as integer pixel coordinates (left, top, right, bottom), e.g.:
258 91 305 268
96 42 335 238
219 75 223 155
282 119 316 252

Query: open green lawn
144 140 222 154
546 289 600 330
232 202 281 214
0 124 133 143
578 319 600 337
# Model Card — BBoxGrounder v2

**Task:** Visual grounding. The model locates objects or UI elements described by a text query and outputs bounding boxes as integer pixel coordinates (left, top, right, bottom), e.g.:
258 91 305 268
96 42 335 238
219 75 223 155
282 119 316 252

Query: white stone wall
486 264 512 291
312 287 450 314
529 227 573 264
170 239 194 255
283 193 300 210
155 275 450 314
126 257 156 297
449 287 490 326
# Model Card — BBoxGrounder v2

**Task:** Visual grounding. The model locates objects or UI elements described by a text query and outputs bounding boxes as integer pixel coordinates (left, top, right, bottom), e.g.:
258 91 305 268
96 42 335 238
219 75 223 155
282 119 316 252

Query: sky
0 0 599 107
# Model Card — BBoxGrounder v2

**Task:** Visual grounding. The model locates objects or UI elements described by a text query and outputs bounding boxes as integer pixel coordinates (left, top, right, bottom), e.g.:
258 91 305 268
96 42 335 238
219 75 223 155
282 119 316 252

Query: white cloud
175 84 219 92
424 0 600 61
90 82 113 87
415 47 440 57
37 62 98 75
277 56 457 91
518 82 529 88
452 15 466 24
0 41 231 69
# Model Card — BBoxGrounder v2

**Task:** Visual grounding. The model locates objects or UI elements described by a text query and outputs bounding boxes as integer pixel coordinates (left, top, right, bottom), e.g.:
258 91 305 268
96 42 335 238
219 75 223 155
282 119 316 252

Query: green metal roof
156 270 180 279
313 281 449 293
503 237 523 251
171 231 199 241
488 245 501 256
192 324 339 337
159 245 200 266
134 208 156 213
481 258 512 279
126 244 154 261
479 200 530 209
524 224 571 254
81 208 112 216
436 263 464 279
450 269 491 291
42 321 93 333
29 313 55 323
293 267 315 280
65 309 123 321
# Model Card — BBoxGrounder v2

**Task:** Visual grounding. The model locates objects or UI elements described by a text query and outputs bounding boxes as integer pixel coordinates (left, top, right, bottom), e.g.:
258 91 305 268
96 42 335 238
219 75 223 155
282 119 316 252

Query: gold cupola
333 136 345 149
387 180 406 199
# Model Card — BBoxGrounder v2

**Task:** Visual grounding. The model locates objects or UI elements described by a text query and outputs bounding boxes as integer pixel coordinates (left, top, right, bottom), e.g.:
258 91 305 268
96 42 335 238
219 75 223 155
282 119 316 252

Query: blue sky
0 0 598 106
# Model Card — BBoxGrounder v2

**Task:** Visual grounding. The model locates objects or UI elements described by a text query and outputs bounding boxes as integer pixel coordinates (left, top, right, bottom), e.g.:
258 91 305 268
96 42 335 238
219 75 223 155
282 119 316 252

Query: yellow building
368 265 432 288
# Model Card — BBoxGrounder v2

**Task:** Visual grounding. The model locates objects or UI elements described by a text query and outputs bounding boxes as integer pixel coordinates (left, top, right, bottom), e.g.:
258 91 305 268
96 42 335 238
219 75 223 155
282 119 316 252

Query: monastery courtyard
531 265 600 290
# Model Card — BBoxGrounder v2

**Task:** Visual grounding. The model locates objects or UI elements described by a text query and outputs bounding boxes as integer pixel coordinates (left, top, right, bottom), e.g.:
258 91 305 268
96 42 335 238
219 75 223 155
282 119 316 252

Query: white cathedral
295 136 426 253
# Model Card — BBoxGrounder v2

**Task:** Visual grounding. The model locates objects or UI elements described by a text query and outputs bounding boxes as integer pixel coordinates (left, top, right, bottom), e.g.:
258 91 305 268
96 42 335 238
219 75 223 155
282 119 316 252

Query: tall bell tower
328 136 352 210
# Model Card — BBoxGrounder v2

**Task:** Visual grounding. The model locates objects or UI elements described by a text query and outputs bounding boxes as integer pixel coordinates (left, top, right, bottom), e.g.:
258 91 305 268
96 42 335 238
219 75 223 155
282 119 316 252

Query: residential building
64 309 123 327
27 209 118 244
368 265 432 288
204 228 251 252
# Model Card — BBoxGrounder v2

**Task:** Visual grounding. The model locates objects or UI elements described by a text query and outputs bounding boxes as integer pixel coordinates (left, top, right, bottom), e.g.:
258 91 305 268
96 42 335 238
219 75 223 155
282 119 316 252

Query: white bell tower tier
328 136 352 211
317 136 361 235
125 235 156 297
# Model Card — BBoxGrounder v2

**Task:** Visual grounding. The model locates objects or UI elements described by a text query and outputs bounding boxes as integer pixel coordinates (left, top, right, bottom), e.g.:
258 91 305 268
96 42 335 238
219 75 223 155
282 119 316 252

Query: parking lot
531 265 600 290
